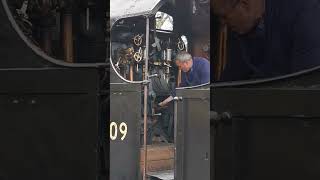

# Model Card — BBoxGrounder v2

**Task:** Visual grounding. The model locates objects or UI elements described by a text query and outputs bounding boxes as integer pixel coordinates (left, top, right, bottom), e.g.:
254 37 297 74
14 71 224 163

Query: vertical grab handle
174 96 183 180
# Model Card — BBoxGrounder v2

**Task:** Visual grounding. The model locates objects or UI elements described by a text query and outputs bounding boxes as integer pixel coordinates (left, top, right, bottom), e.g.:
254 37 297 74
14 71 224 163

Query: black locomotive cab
0 0 211 179
110 0 210 179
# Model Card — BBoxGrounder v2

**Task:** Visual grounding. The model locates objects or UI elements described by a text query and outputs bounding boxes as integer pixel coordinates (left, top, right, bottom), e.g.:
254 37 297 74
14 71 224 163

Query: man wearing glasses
213 0 320 81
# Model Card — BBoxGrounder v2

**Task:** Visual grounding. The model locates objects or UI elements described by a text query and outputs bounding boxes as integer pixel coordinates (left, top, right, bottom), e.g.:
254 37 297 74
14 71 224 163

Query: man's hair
213 0 239 10
175 51 192 62
229 0 240 7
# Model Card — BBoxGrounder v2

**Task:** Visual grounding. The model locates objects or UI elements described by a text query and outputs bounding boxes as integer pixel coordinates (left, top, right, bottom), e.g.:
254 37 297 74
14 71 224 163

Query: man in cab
213 0 320 81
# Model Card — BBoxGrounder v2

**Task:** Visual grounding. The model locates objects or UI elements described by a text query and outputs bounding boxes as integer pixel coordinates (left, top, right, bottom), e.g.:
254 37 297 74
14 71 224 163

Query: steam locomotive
110 0 210 179
0 0 210 180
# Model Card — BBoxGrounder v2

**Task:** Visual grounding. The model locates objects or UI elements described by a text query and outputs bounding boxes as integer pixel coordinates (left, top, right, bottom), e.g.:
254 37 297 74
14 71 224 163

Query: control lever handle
211 111 232 126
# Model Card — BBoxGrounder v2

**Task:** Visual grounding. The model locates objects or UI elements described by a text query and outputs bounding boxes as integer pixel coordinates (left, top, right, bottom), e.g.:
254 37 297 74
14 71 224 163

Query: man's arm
158 95 174 107
291 1 320 72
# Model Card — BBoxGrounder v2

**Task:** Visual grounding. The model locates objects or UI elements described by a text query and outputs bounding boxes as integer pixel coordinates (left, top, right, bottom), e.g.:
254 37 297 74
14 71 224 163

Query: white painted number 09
110 122 127 141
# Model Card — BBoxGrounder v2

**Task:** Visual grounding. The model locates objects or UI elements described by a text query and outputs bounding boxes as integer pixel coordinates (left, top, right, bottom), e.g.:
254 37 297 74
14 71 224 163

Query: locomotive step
140 143 174 173
148 170 174 180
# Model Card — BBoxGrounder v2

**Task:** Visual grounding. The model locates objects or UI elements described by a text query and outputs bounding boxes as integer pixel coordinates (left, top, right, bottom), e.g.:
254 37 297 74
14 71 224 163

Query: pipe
86 7 90 31
215 25 228 80
38 0 53 55
130 64 134 81
143 16 150 180
166 48 172 61
62 11 73 63
177 69 182 87
173 97 178 180
41 29 52 55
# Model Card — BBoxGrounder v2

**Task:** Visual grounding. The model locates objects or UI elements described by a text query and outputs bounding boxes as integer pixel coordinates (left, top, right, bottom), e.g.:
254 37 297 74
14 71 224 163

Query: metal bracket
148 74 159 78
142 80 150 85
16 1 29 19
211 111 232 127
141 74 159 85
173 96 183 101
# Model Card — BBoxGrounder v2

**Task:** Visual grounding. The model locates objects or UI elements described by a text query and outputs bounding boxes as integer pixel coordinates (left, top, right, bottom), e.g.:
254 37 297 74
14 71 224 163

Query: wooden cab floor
140 143 174 174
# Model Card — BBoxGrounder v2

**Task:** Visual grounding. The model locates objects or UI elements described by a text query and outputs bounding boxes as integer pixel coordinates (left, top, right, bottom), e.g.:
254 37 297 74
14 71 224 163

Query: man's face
213 0 263 34
176 59 193 72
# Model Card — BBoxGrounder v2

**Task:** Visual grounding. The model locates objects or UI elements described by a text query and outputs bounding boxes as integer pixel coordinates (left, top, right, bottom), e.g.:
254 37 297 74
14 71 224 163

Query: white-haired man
158 51 210 106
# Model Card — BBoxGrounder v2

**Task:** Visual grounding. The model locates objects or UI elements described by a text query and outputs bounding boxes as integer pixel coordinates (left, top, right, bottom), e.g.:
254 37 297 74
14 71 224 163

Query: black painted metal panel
110 83 141 180
213 88 320 117
176 88 210 180
0 68 100 94
212 86 320 180
0 68 106 180
0 94 99 180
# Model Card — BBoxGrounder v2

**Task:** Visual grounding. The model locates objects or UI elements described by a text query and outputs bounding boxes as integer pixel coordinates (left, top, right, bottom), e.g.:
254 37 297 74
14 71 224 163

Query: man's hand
158 102 164 107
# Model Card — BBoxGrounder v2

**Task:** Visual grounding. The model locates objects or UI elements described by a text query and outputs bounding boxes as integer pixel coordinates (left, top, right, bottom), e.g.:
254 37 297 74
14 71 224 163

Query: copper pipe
143 83 148 179
143 17 150 180
129 64 134 81
62 12 73 63
214 25 228 80
37 0 53 55
41 29 52 55
177 69 182 87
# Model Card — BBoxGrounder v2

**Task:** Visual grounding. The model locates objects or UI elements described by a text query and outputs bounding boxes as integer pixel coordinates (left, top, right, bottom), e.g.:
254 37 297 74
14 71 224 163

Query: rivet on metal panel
204 152 209 160
303 120 312 128
30 100 36 104
201 97 207 101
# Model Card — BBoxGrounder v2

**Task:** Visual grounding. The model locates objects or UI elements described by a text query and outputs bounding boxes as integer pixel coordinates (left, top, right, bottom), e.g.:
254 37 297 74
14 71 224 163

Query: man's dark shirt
180 57 210 87
220 0 320 81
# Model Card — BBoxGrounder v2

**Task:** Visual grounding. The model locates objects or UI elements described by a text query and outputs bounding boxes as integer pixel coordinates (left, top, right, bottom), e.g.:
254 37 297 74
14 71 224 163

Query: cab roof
110 0 166 27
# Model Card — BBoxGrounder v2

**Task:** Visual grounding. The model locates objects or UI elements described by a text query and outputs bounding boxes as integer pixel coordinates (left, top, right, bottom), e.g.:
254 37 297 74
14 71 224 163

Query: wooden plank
140 144 174 162
140 143 174 173
140 159 174 173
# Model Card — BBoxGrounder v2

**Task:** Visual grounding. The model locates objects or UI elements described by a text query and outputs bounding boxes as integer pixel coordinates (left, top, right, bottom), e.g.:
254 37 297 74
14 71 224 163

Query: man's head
212 0 265 34
175 51 193 72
